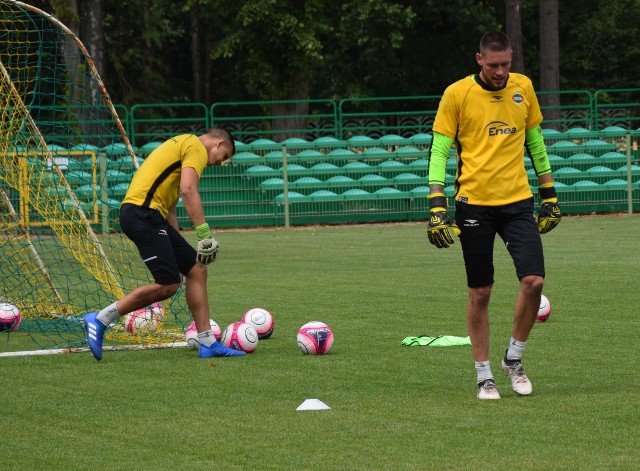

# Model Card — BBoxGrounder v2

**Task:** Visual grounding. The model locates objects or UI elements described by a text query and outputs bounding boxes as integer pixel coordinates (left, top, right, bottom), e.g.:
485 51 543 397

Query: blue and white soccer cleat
198 341 246 358
84 312 106 361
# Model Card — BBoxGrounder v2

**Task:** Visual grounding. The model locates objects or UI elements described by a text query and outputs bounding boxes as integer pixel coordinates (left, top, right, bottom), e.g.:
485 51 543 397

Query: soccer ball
0 303 21 332
124 302 163 334
242 307 275 339
297 321 334 355
220 321 259 353
537 294 551 323
185 319 222 349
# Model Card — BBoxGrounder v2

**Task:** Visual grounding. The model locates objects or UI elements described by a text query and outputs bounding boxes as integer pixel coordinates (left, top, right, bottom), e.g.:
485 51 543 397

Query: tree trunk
80 0 105 78
506 0 524 73
271 72 309 141
190 9 202 103
539 0 561 129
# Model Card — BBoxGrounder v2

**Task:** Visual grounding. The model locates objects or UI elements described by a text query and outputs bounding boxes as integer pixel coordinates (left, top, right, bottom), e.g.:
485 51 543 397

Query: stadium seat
601 125 626 133
282 137 308 146
291 177 322 188
322 176 353 189
265 150 290 163
342 162 372 175
291 150 323 163
342 188 376 200
274 191 306 202
377 160 406 171
598 151 627 168
102 142 133 157
232 151 264 165
65 170 93 185
393 173 423 184
379 134 408 146
410 186 430 198
582 139 617 156
246 165 278 177
110 182 130 198
347 135 375 145
408 133 433 146
568 153 597 167
603 179 628 190
374 187 407 198
541 128 562 137
358 175 389 188
259 178 284 190
363 147 392 159
310 162 340 175
308 190 341 202
408 159 428 171
139 141 163 156
313 136 341 145
549 140 580 157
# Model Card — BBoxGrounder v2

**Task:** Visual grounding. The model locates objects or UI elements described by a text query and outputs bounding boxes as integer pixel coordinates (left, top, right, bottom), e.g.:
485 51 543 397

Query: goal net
0 0 190 355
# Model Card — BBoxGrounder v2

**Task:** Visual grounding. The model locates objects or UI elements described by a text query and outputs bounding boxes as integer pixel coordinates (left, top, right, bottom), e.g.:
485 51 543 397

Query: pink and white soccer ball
242 307 275 339
537 294 551 323
124 302 163 334
297 321 334 355
0 302 21 332
185 319 222 349
220 321 259 353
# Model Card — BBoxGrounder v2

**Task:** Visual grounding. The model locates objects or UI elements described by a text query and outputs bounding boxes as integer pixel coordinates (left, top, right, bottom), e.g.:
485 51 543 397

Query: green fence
17 91 640 230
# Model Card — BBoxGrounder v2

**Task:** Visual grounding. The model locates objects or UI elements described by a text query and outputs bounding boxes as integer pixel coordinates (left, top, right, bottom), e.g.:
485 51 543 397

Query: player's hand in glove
427 192 461 248
195 223 219 265
537 182 561 234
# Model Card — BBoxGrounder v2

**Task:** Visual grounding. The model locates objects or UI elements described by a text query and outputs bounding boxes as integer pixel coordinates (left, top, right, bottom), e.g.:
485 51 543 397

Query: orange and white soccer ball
297 321 334 355
124 302 163 334
220 321 259 353
537 294 551 323
0 302 21 332
185 319 222 349
242 307 275 339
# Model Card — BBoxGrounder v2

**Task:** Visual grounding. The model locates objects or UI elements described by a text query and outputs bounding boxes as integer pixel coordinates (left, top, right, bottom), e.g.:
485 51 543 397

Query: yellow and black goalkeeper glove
538 182 561 234
427 192 460 248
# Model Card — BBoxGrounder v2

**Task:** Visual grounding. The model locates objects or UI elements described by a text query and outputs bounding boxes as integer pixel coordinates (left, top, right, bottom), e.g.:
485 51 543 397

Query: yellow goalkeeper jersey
432 73 543 206
123 134 207 218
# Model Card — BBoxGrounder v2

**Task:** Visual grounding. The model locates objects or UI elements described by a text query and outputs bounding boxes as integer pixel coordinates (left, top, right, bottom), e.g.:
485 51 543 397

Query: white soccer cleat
502 359 533 396
477 379 501 400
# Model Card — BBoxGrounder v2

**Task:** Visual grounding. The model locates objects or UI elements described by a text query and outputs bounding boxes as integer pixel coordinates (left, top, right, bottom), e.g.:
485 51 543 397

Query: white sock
197 330 216 347
96 302 121 326
475 361 493 384
506 337 527 361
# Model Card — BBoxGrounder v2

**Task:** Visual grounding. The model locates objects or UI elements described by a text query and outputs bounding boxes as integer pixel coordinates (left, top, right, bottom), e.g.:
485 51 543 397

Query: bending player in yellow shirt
84 128 245 360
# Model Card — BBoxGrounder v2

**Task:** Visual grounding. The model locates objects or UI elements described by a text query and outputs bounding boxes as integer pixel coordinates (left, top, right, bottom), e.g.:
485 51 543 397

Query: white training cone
296 398 331 411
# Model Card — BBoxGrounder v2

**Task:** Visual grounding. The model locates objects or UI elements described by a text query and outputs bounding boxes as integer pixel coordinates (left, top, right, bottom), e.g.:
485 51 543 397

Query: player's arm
526 126 561 234
181 166 219 264
427 132 460 248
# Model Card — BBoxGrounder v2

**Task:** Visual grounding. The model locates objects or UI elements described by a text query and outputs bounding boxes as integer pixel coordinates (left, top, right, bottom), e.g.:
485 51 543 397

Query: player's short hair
207 127 236 156
479 31 512 54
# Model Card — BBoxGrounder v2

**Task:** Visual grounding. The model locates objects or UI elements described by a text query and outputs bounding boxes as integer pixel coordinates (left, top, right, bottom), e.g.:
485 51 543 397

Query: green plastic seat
259 178 284 190
308 190 341 202
342 188 375 200
274 191 306 202
139 141 163 156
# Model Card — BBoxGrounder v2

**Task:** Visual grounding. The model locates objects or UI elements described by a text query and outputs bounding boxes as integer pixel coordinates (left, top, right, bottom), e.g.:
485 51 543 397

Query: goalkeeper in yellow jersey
84 128 245 360
427 31 561 400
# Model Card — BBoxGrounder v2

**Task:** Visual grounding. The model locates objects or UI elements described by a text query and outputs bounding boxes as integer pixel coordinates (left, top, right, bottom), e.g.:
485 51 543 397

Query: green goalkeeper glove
427 192 460 249
195 223 219 265
537 182 561 234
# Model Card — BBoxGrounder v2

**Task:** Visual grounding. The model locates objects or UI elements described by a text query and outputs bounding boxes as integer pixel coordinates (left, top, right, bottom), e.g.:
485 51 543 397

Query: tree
538 0 561 128
506 0 525 73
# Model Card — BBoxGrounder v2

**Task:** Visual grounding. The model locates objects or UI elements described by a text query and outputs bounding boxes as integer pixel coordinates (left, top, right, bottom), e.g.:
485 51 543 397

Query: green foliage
2 216 640 469
559 0 640 90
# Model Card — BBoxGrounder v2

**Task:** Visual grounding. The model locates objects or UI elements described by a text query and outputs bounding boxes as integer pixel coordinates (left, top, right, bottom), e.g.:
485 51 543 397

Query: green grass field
2 215 640 470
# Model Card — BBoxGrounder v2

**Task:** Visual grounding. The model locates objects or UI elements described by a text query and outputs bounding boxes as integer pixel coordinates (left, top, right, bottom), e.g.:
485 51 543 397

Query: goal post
0 0 191 355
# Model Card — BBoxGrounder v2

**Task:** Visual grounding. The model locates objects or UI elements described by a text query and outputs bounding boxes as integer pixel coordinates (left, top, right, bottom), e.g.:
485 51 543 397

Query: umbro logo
158 229 168 236
463 219 479 227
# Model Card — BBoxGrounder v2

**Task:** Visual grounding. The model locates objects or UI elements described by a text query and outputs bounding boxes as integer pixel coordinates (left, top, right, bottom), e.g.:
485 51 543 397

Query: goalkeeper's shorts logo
158 229 168 236
463 219 479 227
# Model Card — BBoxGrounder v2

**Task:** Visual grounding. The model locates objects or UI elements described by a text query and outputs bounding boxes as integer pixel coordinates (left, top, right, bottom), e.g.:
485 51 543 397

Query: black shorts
455 198 545 288
119 203 197 285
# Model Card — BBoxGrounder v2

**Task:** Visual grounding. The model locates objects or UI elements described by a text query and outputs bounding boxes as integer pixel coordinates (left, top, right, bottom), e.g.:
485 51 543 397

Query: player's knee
521 275 544 296
157 283 180 299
